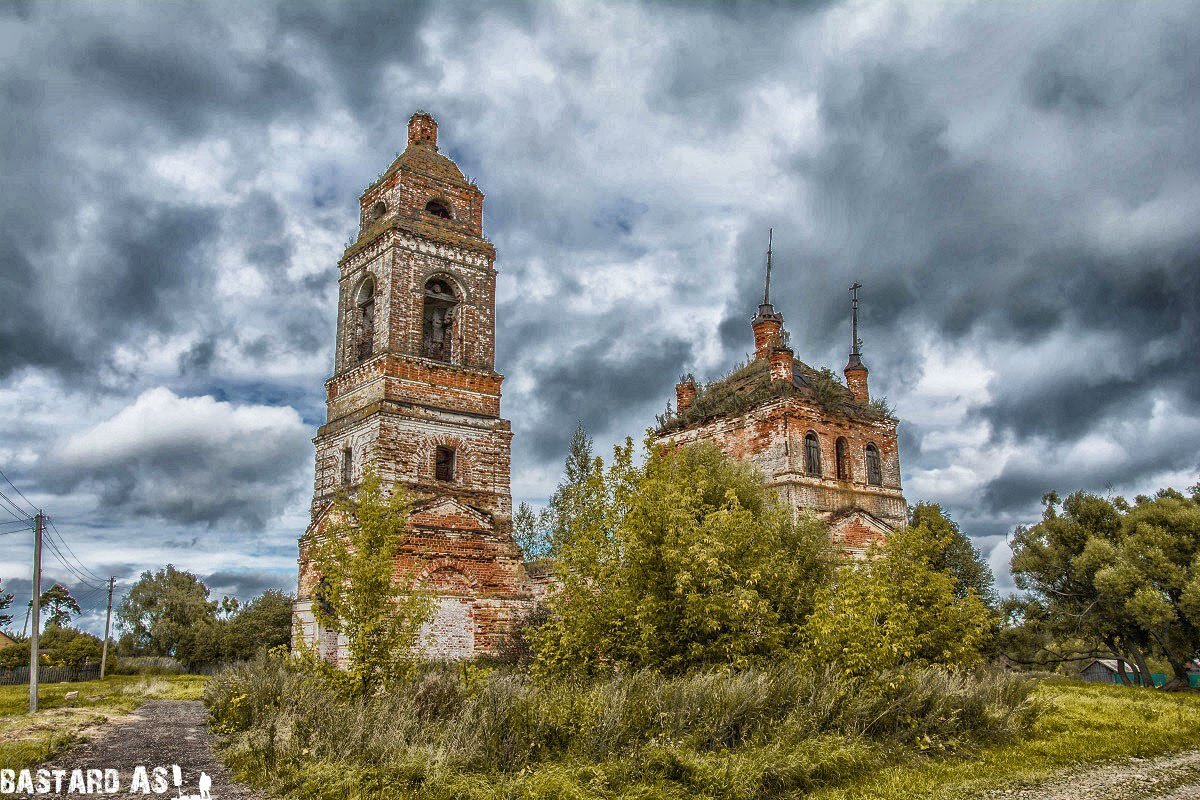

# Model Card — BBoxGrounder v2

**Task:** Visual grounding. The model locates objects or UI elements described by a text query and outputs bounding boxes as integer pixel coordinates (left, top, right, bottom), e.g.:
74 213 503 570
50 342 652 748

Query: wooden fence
0 664 101 686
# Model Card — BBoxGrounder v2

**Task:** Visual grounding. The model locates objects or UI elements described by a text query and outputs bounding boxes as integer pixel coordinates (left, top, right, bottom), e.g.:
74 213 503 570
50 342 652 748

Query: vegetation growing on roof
655 358 788 433
656 359 894 434
870 396 895 417
807 367 847 412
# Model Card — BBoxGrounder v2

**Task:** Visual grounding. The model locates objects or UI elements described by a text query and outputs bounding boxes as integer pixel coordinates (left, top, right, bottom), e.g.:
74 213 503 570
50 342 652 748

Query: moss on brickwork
657 358 892 434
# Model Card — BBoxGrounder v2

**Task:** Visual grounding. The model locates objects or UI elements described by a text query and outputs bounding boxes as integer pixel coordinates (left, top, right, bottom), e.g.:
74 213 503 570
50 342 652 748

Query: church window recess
835 437 850 480
422 278 458 362
341 447 353 486
354 279 376 363
865 443 883 486
804 432 822 477
425 199 453 219
370 199 387 220
435 445 456 482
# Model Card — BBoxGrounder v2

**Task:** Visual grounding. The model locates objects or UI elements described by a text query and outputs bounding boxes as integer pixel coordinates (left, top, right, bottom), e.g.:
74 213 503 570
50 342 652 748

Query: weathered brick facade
656 297 906 556
295 113 533 661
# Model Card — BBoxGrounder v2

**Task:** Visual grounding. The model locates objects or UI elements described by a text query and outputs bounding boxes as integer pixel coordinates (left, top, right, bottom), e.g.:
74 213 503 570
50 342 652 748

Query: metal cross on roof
850 282 863 355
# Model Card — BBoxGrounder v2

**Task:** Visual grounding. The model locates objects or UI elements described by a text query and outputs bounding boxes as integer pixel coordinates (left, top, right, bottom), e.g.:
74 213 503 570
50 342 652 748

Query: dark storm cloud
204 570 292 600
983 442 1200 516
727 8 1200 514
509 318 693 461
72 31 313 134
273 0 438 113
0 235 79 376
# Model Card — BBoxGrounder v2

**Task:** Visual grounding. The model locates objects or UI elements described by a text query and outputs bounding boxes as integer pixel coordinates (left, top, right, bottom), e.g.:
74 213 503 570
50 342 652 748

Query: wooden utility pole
100 576 115 679
29 511 43 714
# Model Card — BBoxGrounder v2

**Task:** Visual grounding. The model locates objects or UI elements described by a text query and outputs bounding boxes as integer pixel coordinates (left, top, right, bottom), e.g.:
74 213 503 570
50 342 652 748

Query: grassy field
0 674 206 772
809 679 1200 799
206 658 1200 800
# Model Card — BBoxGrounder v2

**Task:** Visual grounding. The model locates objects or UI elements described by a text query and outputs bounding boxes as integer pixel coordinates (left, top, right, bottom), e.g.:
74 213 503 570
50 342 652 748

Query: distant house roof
0 631 17 649
1083 658 1141 674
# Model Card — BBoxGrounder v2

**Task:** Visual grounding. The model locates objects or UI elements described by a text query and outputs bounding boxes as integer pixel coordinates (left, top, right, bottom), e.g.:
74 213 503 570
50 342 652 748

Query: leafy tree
532 441 833 676
38 626 102 667
118 565 218 667
540 422 604 559
0 641 30 670
0 578 13 630
38 583 82 628
909 503 997 605
0 627 102 669
221 589 293 661
218 595 241 619
311 467 432 691
806 522 996 676
513 501 550 561
1010 487 1200 686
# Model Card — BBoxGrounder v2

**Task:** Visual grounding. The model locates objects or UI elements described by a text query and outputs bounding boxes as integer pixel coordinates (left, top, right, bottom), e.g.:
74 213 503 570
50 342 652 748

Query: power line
0 489 31 522
0 485 34 517
40 535 105 591
0 466 37 516
46 518 107 584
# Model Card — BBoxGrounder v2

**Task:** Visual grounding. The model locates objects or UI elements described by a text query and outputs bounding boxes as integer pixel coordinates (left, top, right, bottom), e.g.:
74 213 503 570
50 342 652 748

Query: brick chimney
770 346 794 384
408 111 438 149
752 303 784 360
844 353 869 404
675 377 697 412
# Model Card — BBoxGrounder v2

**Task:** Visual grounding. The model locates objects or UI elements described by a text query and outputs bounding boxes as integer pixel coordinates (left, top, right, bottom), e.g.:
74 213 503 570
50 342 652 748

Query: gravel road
20 700 259 799
987 749 1200 800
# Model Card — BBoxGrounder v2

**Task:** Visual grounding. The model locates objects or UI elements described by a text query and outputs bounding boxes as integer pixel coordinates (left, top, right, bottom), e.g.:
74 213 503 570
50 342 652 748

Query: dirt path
988 749 1200 800
22 700 259 799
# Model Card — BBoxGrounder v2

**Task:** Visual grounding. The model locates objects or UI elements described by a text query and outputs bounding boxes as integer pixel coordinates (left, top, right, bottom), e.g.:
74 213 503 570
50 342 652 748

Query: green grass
808 679 1200 799
0 674 207 771
207 657 1200 800
206 657 1041 800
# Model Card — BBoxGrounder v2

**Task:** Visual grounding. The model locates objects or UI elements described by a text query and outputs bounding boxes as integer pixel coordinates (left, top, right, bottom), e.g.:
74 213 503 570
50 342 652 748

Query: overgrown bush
205 652 1039 800
806 522 997 677
531 441 833 676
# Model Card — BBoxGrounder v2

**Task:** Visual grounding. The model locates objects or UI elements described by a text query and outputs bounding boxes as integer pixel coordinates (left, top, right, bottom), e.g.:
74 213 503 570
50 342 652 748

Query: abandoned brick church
295 113 906 660
654 252 906 556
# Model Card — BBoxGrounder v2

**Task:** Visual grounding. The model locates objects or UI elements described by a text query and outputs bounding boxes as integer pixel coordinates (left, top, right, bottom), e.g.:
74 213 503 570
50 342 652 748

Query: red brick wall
752 316 782 359
297 114 530 661
845 367 869 404
656 396 906 530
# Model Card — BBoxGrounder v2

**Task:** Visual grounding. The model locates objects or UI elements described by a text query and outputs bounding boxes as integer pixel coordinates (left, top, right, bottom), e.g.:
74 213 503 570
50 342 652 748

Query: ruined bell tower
294 112 532 660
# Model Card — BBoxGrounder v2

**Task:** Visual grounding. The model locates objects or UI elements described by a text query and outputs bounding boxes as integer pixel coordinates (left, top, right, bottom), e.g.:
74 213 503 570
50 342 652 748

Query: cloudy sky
1 0 1198 634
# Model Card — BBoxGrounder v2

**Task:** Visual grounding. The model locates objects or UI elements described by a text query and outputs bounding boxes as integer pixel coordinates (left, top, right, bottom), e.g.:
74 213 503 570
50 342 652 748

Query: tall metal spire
849 282 863 356
763 228 774 306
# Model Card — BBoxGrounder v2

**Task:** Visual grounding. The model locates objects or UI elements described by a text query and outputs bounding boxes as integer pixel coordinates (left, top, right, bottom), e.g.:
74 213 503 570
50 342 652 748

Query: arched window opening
422 278 458 362
370 199 387 220
435 445 456 482
804 432 822 477
835 437 850 480
354 280 375 363
341 447 353 486
865 443 883 486
425 199 453 219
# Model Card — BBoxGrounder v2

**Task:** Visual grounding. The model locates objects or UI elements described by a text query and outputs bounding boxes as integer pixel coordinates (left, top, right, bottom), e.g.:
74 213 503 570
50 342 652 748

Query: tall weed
204 654 1039 799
